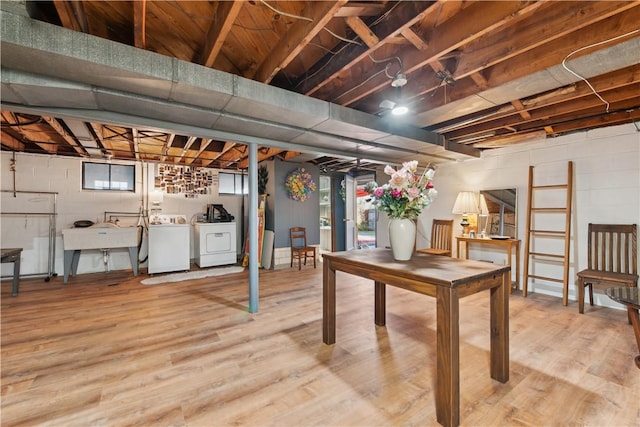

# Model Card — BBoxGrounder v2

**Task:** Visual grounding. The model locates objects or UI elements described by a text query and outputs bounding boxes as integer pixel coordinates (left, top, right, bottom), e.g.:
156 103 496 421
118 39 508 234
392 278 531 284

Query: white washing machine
148 214 190 274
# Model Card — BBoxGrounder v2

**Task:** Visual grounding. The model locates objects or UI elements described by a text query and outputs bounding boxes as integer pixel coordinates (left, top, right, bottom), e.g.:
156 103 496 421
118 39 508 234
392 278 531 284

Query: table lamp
452 191 479 236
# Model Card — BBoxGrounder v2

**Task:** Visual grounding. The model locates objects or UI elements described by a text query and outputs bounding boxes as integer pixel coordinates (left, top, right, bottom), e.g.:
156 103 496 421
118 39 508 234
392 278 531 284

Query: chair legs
578 277 585 314
291 249 316 270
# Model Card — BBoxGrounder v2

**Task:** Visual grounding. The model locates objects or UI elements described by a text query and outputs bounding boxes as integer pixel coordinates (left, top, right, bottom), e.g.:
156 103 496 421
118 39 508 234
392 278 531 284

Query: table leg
514 241 521 292
11 256 20 297
374 281 385 326
323 259 336 345
63 250 73 284
128 247 139 276
436 286 459 427
71 250 81 277
627 307 640 369
490 270 510 382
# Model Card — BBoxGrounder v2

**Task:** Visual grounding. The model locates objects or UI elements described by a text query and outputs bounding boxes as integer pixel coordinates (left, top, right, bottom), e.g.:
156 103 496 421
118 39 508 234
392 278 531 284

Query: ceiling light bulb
391 73 407 87
391 105 408 115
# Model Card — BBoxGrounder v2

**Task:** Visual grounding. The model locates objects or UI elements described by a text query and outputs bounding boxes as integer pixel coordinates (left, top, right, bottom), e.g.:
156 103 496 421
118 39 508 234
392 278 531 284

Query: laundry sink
62 225 139 250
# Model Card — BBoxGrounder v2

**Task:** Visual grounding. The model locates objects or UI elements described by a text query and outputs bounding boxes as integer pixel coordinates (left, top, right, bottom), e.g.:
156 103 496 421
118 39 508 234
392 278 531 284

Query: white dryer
194 222 237 267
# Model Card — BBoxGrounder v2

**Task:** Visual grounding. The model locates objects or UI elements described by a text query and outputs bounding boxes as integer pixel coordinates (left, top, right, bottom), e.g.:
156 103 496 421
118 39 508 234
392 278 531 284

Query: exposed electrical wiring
562 28 640 113
294 43 350 89
332 68 387 103
368 54 404 80
259 0 312 22
290 1 405 90
322 27 361 46
308 42 342 55
260 1 360 47
232 22 274 32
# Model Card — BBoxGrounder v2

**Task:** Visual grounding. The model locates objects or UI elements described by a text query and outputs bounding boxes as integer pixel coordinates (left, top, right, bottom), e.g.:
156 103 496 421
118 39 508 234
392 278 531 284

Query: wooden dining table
322 248 510 427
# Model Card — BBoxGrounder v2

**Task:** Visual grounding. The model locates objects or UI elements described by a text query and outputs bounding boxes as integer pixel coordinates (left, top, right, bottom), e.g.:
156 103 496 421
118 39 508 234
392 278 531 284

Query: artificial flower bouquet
366 160 437 219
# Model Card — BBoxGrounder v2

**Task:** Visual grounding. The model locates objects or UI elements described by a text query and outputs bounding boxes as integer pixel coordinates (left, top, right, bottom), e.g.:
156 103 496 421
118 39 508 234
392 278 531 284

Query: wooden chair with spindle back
577 223 638 319
416 219 454 256
290 227 317 270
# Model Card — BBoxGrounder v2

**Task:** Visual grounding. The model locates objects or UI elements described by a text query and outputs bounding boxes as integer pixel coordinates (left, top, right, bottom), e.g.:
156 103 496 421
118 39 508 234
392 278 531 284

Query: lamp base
460 215 470 237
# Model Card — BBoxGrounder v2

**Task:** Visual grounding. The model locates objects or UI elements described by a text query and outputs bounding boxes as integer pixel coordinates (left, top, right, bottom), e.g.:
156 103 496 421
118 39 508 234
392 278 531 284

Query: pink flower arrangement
366 160 437 219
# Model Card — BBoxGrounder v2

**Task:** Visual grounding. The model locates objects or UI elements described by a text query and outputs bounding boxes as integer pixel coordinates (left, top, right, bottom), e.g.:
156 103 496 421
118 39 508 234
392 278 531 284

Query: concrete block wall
418 122 639 309
0 153 244 279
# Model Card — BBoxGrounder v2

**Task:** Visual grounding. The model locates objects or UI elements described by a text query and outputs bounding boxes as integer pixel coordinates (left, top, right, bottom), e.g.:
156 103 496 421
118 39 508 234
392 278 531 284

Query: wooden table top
1 248 22 261
606 287 640 310
323 248 510 288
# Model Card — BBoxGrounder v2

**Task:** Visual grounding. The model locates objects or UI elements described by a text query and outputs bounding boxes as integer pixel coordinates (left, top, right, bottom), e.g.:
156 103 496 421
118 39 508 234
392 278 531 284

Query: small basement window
82 162 135 191
218 172 248 195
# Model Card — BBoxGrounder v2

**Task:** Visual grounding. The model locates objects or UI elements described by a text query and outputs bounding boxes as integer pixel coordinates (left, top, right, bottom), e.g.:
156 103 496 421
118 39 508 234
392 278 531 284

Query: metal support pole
248 143 259 313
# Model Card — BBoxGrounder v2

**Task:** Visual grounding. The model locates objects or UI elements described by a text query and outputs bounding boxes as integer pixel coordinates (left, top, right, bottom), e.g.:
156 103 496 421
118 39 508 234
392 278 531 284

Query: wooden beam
0 131 26 151
444 67 640 139
160 133 176 163
131 128 141 160
299 1 437 96
417 3 640 115
253 0 348 83
328 1 542 107
200 1 244 68
472 130 547 148
511 100 532 120
454 1 638 78
133 0 147 49
237 147 284 169
400 27 428 51
42 116 86 155
345 16 379 48
53 0 89 33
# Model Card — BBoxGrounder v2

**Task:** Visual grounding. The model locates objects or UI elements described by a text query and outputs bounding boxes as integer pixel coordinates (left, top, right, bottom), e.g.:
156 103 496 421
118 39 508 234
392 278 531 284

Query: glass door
356 174 377 249
319 176 332 253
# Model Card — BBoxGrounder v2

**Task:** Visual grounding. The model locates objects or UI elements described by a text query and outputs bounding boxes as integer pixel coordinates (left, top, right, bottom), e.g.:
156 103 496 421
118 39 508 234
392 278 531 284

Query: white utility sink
61 224 140 283
62 225 139 250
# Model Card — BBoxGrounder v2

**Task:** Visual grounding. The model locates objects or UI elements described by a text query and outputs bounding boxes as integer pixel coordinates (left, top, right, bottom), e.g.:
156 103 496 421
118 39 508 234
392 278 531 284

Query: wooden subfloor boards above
1 267 639 426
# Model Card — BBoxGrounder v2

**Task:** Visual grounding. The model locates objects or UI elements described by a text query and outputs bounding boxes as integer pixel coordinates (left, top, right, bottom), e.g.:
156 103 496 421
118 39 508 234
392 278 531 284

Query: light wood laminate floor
2 263 639 426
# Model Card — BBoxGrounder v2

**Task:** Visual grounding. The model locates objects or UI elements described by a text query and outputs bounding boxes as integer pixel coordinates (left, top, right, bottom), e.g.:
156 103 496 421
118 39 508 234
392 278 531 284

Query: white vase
388 218 416 261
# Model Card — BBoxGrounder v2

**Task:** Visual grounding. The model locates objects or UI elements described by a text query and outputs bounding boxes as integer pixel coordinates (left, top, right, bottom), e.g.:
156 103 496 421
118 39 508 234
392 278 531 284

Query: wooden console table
456 236 521 291
1 248 22 297
322 249 510 427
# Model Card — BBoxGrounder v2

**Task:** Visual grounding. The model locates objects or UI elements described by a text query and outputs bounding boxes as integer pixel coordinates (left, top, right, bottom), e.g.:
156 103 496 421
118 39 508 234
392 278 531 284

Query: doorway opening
356 174 377 249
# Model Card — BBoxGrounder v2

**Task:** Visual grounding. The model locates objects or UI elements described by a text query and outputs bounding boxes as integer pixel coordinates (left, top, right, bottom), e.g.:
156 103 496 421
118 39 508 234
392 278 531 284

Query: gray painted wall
272 158 320 248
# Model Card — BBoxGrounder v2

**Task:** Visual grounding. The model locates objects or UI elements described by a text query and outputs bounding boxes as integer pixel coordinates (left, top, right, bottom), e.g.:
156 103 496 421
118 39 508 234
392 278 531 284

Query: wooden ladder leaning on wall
523 161 574 305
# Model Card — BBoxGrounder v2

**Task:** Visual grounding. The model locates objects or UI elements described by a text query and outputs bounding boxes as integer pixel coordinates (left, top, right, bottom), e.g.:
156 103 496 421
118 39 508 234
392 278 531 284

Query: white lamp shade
452 191 479 214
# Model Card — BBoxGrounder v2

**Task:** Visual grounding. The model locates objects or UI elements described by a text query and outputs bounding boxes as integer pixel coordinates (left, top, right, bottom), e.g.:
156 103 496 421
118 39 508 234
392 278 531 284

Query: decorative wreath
285 167 316 202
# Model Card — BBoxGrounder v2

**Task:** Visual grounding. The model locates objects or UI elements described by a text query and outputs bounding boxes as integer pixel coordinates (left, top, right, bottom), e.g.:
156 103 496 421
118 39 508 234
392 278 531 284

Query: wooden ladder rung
531 208 567 213
530 229 567 236
532 184 568 190
527 274 564 283
529 251 565 259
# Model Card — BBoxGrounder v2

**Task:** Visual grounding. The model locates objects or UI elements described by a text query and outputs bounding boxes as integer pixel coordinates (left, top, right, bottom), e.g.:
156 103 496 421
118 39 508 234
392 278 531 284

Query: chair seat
577 269 638 285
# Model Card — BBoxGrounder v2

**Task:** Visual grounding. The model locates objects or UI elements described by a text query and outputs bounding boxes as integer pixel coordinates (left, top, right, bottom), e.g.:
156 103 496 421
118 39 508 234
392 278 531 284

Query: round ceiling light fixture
391 73 407 88
391 105 409 115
